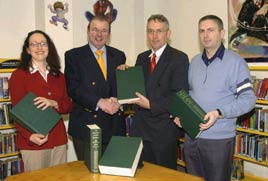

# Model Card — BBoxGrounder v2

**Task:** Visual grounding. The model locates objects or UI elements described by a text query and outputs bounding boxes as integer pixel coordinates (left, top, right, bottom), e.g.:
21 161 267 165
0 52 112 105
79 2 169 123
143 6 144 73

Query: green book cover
84 124 102 173
116 66 145 104
98 136 143 177
9 92 61 135
168 90 206 139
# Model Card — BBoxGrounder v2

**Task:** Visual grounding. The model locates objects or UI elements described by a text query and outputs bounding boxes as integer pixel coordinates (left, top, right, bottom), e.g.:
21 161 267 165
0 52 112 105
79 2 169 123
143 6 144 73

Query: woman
9 30 72 172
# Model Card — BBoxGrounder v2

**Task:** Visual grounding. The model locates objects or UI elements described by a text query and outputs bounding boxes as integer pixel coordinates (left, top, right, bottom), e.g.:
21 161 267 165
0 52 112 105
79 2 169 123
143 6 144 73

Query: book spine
90 128 101 173
178 91 206 121
2 77 9 99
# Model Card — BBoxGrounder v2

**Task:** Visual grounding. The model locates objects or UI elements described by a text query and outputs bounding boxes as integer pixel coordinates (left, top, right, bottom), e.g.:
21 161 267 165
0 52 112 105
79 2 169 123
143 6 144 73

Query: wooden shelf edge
243 173 268 181
0 152 20 159
0 69 16 73
249 66 268 71
177 160 186 167
0 98 11 102
236 127 268 136
256 100 268 105
0 124 15 130
234 154 268 166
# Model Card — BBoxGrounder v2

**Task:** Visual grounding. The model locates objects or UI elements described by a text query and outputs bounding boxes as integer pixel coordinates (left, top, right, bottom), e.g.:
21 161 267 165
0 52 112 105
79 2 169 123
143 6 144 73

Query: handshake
97 97 121 115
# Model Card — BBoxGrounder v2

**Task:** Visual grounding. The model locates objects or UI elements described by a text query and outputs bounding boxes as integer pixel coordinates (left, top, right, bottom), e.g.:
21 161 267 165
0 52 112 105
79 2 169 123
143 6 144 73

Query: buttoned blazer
130 44 189 142
64 44 126 143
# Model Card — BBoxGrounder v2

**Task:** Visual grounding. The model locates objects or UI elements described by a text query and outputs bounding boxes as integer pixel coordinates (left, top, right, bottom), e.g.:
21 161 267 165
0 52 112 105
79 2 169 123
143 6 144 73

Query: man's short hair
199 15 224 30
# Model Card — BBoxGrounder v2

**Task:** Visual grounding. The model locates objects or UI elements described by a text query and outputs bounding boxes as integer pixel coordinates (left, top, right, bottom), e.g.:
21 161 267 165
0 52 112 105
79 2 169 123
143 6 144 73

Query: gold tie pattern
96 50 107 80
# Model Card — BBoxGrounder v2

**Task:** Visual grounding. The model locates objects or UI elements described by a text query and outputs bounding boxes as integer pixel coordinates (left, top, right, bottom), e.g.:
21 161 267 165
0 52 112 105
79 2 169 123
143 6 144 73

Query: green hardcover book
98 136 143 177
116 66 145 104
168 90 207 139
9 92 61 135
84 124 102 173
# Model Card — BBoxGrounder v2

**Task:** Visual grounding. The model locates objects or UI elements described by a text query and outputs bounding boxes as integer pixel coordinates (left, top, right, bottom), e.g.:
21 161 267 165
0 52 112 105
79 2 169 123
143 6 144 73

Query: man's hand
199 110 220 131
97 97 120 115
130 92 150 109
29 134 48 146
173 117 182 128
116 64 129 70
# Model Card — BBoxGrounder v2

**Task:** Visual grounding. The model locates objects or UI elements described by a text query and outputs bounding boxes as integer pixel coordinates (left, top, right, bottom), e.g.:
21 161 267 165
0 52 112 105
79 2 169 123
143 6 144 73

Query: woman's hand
34 97 59 110
29 134 48 146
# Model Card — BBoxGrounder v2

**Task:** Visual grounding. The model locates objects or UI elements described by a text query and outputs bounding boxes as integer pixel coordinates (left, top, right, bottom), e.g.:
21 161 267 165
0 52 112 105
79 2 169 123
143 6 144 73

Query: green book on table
9 92 61 135
116 66 145 104
98 136 143 177
84 124 102 173
168 90 207 139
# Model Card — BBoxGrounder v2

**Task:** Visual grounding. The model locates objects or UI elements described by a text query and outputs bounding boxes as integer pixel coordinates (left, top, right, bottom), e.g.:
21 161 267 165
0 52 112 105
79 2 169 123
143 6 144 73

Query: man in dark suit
129 14 189 169
64 16 126 160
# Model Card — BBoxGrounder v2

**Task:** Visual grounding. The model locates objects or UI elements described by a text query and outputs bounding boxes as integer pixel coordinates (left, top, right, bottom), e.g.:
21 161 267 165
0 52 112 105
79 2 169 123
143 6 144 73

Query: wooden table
5 161 204 181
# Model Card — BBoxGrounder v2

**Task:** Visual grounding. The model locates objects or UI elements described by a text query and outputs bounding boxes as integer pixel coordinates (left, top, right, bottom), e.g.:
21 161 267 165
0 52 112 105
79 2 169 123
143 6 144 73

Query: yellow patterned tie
96 50 107 80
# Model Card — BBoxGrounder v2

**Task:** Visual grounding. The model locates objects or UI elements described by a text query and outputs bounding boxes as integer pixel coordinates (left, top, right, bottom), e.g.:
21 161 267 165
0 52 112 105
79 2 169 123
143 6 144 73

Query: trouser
20 144 67 172
184 135 235 181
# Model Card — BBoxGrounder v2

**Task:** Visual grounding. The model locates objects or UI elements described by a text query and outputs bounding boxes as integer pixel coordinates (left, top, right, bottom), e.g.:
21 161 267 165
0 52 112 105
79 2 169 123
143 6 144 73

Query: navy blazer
64 44 126 143
130 44 189 142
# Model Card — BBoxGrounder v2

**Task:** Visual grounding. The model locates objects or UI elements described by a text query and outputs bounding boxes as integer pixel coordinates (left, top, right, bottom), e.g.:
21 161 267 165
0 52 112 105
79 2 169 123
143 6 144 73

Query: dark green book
9 92 61 135
168 90 206 139
98 136 143 177
84 124 102 173
116 66 145 104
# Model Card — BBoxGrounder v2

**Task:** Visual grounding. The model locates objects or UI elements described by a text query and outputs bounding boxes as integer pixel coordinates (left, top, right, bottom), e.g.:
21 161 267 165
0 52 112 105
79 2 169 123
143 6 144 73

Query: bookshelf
234 66 268 180
0 64 23 180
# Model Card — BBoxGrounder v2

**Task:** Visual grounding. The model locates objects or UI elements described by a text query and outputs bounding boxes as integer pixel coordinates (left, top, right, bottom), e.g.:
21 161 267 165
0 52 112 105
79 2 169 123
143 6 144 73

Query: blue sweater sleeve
219 56 256 118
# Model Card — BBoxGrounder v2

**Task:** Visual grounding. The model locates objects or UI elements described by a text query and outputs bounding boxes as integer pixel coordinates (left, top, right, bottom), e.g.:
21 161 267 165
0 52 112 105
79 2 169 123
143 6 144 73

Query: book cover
98 136 143 177
116 66 145 104
9 92 61 135
168 90 207 139
84 124 102 173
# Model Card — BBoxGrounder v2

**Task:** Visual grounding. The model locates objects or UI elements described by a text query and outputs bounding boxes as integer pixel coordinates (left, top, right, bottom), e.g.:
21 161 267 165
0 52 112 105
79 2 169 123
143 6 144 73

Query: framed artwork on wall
228 0 268 65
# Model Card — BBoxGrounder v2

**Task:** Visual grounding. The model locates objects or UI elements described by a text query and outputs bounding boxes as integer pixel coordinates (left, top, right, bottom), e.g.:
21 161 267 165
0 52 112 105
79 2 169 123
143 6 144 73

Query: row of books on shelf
0 77 9 100
235 133 267 163
0 129 17 155
237 107 268 132
253 78 268 100
0 156 23 180
0 103 13 126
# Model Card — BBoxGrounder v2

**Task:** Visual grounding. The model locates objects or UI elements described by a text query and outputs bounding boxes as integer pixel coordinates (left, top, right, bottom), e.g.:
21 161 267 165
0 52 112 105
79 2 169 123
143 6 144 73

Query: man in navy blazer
129 14 189 169
64 16 126 160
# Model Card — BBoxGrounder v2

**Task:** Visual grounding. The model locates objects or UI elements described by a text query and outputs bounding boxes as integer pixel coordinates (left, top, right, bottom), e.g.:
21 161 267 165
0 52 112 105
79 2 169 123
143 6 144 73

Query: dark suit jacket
130 44 189 143
64 44 126 144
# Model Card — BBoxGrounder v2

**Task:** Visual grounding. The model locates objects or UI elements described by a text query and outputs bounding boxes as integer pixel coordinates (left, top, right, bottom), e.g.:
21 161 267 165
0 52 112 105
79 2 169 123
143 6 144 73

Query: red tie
150 53 156 74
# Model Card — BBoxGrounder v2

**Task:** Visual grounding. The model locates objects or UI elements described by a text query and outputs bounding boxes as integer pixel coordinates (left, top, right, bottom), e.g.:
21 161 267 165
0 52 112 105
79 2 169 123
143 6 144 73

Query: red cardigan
9 69 72 150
